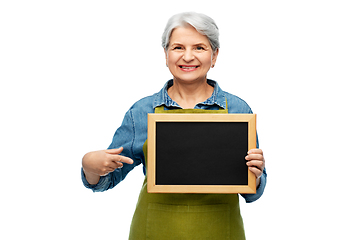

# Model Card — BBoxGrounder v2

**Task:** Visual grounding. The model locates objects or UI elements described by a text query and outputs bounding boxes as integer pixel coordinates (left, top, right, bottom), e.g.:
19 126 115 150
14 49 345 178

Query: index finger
113 155 134 165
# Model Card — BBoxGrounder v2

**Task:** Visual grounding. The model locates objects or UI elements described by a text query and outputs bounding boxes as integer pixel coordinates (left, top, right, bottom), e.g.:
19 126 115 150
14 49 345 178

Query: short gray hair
162 12 220 52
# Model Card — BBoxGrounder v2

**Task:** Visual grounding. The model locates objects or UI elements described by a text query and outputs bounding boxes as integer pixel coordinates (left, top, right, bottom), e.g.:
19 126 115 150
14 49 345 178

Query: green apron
128 105 246 240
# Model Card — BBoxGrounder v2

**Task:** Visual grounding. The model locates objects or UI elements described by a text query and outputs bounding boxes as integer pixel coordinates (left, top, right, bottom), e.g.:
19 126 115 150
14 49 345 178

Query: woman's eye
196 46 205 51
173 46 182 50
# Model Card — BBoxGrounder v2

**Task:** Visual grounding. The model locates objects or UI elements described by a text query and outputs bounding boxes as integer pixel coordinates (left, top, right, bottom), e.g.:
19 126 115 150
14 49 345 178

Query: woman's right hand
82 147 134 184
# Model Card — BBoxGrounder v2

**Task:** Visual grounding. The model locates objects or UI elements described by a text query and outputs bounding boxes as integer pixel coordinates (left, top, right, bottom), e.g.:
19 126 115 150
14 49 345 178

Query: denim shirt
81 79 267 203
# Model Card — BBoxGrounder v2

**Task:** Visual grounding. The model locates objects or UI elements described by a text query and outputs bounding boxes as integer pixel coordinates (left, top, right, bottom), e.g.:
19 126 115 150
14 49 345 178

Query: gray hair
162 12 220 52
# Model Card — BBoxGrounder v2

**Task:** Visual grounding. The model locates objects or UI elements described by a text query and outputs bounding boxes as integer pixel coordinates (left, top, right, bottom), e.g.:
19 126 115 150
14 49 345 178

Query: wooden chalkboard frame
147 113 257 194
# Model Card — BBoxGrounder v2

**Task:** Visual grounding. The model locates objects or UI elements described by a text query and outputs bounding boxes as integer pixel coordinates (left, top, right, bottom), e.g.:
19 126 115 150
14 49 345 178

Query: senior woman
82 12 267 239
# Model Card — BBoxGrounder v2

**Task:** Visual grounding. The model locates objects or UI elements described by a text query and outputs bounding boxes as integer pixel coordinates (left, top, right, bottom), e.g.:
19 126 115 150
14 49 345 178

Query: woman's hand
82 147 134 184
245 149 265 187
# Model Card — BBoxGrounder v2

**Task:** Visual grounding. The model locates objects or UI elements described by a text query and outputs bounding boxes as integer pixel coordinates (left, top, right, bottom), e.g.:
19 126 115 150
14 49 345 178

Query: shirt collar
153 79 226 109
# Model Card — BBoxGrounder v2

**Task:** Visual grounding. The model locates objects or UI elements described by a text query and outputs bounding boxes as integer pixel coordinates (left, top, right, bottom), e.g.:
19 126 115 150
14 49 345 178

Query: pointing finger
113 155 134 165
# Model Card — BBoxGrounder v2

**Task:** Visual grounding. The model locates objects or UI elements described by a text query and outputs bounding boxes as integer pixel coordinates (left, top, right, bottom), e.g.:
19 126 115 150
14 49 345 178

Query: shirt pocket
146 203 230 240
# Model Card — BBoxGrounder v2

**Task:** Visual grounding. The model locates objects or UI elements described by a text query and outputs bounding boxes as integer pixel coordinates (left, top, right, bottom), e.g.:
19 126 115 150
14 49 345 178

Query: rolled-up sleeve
81 168 112 192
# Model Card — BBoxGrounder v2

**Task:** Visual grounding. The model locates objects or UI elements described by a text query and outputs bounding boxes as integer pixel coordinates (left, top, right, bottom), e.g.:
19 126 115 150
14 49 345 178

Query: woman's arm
240 148 267 203
81 107 142 192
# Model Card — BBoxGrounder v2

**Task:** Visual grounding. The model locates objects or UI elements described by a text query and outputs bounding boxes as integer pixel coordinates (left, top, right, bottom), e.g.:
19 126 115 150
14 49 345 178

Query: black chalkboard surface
156 122 248 185
147 114 256 194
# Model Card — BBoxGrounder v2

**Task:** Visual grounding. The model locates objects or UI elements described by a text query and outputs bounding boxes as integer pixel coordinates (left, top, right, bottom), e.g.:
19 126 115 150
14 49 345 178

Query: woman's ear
164 48 168 67
211 49 219 68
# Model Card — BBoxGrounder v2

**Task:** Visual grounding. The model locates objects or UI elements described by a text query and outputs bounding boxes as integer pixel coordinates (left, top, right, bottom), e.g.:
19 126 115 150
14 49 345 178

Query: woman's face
165 25 218 84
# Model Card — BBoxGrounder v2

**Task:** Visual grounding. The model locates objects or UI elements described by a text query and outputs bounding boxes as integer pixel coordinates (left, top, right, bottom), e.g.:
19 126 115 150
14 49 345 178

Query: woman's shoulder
222 91 253 114
128 94 156 113
129 82 168 112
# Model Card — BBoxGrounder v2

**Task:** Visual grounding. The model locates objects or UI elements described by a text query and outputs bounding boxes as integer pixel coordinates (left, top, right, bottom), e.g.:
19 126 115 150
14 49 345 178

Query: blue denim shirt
81 79 267 203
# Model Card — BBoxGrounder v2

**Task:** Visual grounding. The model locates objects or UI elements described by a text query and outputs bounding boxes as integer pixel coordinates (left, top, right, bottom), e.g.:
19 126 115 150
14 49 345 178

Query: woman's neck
167 78 214 109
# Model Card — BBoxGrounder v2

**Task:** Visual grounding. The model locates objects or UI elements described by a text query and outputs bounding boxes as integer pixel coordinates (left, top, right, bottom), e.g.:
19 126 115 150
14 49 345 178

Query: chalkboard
147 114 257 194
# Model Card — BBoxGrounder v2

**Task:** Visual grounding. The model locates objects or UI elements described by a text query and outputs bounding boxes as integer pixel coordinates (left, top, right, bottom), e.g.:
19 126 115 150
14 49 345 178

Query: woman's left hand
245 149 265 187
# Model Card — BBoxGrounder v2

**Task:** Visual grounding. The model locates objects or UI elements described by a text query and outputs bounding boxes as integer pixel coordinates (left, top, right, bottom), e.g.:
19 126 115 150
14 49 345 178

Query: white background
1 0 359 239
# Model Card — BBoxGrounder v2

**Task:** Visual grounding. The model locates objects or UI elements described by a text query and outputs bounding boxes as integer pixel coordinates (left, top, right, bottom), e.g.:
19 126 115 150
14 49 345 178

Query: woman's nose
182 49 194 62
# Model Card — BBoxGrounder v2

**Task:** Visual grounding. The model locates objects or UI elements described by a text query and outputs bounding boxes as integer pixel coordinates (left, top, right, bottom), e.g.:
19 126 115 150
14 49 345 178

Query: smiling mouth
179 65 199 69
